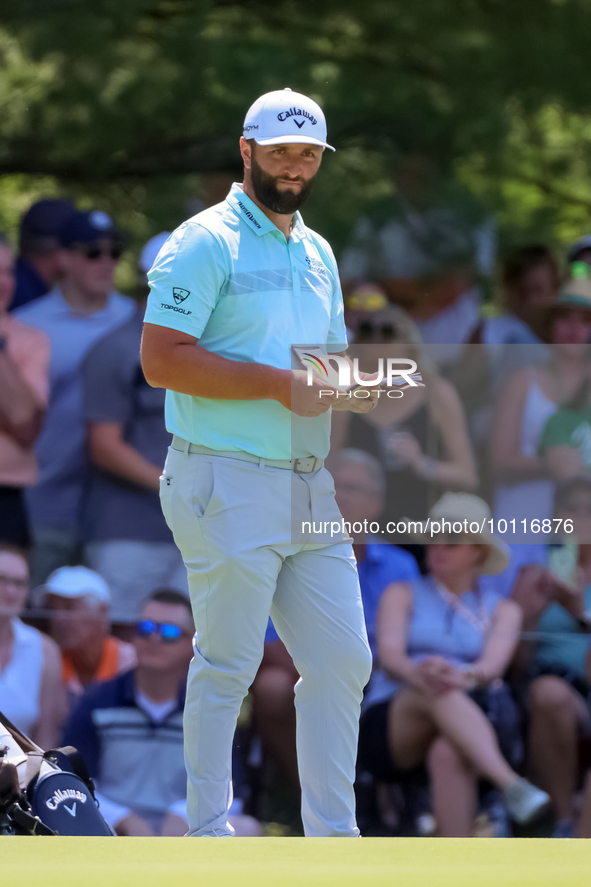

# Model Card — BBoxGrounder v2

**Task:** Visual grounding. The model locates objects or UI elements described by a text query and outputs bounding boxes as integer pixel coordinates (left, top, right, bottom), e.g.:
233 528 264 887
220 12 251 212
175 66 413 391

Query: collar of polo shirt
227 184 309 242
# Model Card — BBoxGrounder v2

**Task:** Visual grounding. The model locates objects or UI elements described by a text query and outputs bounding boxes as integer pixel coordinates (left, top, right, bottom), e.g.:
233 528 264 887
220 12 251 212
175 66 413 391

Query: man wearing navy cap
142 89 373 838
15 210 134 585
11 199 75 311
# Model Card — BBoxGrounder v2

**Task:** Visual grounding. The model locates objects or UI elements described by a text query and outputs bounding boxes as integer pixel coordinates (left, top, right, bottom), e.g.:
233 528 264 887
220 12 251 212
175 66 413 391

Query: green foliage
2 0 591 282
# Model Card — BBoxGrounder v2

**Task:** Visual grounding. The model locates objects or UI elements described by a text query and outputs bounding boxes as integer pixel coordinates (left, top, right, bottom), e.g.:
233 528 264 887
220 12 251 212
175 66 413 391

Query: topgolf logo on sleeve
173 287 190 305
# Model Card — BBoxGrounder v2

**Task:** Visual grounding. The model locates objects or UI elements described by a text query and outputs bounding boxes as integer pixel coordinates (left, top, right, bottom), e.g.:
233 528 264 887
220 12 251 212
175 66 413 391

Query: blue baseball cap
59 210 122 248
20 199 76 238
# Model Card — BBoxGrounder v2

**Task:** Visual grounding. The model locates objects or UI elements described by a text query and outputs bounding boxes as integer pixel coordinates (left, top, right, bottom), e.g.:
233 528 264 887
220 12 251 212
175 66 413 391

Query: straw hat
410 492 510 575
552 277 591 313
533 276 591 342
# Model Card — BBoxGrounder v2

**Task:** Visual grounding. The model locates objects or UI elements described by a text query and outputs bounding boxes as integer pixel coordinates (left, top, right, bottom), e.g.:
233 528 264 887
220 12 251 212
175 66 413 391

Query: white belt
171 436 324 474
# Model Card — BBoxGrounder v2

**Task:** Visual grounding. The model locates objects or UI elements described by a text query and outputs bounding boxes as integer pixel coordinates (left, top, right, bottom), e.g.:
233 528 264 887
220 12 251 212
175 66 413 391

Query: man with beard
140 88 373 838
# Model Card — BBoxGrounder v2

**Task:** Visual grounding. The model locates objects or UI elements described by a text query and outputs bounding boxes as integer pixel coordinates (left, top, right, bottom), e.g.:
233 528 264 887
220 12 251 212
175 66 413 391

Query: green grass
1 837 590 886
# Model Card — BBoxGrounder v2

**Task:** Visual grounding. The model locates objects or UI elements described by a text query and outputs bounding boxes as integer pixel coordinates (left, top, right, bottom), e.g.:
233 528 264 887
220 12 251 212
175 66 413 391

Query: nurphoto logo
298 351 421 401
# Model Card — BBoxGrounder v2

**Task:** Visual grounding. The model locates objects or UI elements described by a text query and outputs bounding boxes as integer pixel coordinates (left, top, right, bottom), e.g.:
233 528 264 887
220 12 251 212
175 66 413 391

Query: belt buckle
293 456 320 474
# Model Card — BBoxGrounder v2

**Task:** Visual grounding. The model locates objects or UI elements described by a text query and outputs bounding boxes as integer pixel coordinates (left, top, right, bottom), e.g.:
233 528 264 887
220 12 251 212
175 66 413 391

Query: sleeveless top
494 367 557 539
521 370 557 457
347 404 443 523
0 618 43 735
364 575 501 708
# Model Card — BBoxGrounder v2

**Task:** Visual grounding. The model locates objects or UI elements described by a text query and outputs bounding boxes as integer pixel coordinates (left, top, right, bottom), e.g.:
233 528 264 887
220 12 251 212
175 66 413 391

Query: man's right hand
281 369 340 417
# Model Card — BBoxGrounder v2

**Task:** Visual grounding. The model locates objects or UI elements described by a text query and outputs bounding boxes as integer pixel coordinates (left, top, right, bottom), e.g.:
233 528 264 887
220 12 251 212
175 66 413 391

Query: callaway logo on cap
243 88 335 151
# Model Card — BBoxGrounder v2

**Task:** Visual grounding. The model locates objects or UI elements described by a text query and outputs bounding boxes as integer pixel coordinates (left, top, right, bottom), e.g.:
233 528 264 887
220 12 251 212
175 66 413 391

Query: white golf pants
160 445 372 837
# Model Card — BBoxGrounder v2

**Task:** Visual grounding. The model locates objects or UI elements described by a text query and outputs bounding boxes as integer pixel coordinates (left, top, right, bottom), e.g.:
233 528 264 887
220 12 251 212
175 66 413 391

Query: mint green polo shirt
144 183 347 459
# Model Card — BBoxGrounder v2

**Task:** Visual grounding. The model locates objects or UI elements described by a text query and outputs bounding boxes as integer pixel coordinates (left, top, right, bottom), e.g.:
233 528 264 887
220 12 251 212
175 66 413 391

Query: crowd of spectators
2 188 591 839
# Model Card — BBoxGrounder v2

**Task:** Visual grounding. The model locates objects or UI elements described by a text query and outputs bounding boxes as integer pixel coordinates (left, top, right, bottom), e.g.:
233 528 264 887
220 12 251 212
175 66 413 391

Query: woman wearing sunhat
491 275 591 539
359 493 549 836
535 279 591 482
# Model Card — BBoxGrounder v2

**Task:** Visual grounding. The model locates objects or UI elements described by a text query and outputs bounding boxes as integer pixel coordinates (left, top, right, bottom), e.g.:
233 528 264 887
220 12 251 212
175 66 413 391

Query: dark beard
250 154 315 214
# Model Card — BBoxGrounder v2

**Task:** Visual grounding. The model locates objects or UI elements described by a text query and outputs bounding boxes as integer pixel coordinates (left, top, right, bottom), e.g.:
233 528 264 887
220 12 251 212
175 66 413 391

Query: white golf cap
139 231 171 273
44 566 111 605
243 88 335 151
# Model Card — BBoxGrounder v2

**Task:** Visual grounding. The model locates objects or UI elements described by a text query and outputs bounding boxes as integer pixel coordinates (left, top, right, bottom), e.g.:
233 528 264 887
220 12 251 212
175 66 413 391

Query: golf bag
0 710 114 836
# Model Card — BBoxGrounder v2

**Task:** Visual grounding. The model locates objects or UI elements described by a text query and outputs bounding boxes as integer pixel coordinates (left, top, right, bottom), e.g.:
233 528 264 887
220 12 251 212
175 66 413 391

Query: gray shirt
81 307 173 543
15 289 135 532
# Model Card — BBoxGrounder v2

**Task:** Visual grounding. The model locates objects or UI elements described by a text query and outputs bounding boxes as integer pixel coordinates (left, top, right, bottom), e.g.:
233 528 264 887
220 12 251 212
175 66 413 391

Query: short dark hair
140 588 192 619
246 137 257 165
502 244 559 290
0 542 29 563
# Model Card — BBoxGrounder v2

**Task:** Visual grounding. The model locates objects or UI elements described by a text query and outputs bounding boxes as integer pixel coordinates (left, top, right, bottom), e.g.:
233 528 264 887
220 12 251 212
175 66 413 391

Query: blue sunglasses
136 620 184 643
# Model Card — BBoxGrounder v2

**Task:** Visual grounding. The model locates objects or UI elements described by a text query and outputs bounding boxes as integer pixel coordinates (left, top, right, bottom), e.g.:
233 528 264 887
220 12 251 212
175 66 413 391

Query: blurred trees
2 0 591 275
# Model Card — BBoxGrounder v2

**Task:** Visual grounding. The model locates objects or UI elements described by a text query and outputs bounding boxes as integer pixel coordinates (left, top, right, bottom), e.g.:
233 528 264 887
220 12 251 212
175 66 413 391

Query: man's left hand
331 386 379 413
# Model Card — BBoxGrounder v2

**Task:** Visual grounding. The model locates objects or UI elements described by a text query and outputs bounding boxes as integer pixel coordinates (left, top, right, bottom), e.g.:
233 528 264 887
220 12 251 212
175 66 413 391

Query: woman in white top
0 543 64 747
491 283 591 540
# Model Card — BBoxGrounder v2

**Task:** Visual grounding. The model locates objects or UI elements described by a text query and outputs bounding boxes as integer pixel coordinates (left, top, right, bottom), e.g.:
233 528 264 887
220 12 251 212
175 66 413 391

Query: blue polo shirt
357 540 420 658
144 183 348 460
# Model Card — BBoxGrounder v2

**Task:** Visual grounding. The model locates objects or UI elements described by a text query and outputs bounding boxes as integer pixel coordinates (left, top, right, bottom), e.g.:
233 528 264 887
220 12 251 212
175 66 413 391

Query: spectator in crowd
343 282 389 344
332 448 420 656
14 210 134 585
42 565 136 701
0 236 50 548
491 279 591 539
481 245 559 347
250 621 300 790
250 449 420 793
0 543 64 747
332 306 477 530
81 236 187 637
340 153 495 354
62 589 259 836
537 283 591 483
577 642 591 838
451 244 558 421
360 493 549 837
510 478 591 838
11 199 75 311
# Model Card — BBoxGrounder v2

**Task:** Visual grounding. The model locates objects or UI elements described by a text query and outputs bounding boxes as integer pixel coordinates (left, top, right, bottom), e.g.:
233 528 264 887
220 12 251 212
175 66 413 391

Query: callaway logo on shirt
306 256 328 276
237 200 262 229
